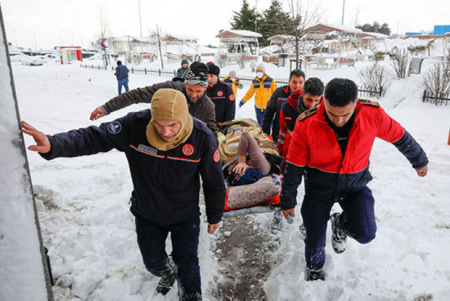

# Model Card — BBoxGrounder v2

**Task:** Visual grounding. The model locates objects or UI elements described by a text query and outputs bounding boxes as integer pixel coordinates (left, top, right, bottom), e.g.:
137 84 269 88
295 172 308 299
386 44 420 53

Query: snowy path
13 61 450 301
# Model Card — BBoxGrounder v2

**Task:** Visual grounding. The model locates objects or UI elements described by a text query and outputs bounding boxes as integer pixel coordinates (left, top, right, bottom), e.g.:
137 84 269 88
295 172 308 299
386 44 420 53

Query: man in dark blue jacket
206 62 235 123
22 89 225 300
115 60 129 95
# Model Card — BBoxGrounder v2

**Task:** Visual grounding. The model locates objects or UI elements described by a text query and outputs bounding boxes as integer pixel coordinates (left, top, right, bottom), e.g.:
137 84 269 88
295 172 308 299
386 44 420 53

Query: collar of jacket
255 74 268 82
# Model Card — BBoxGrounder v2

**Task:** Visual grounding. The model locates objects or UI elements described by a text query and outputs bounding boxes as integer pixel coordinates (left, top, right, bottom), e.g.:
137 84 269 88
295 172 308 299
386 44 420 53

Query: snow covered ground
10 56 450 300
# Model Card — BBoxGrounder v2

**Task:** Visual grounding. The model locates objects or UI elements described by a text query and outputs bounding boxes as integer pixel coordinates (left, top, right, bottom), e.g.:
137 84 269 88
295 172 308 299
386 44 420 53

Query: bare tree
390 48 410 79
352 6 361 28
149 25 165 69
284 0 323 69
358 62 393 97
422 61 450 103
97 5 113 67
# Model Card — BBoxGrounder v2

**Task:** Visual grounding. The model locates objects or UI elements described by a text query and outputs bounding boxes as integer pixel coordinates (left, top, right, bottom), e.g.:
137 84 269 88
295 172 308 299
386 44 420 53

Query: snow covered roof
303 24 363 35
360 32 390 39
267 35 296 42
130 37 154 44
216 30 262 38
112 36 136 42
163 34 198 42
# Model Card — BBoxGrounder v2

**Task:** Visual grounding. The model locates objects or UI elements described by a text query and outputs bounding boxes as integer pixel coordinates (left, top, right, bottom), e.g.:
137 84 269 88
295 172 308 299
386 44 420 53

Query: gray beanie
256 63 265 73
185 62 208 87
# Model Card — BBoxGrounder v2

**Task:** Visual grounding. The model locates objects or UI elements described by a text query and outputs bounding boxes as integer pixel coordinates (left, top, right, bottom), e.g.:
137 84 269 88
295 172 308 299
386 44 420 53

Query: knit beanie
185 62 208 87
181 59 189 66
229 70 237 78
206 62 220 76
146 89 193 151
256 63 265 73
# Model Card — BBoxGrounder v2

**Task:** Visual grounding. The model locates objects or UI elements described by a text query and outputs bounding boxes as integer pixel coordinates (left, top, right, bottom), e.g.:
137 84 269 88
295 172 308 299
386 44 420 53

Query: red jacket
286 99 405 200
277 89 303 158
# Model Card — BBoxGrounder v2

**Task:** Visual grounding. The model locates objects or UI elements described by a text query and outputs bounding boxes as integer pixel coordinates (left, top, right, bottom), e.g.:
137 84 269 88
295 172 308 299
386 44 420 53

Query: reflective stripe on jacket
242 75 277 111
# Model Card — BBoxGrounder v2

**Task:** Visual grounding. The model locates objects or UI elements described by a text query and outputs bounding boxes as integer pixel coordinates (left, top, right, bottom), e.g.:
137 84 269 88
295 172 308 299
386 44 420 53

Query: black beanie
206 62 220 76
185 62 208 87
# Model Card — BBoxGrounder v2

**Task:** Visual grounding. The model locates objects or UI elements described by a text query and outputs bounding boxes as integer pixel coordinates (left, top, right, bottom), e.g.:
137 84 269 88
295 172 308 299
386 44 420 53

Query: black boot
156 257 178 296
306 267 325 281
331 212 348 254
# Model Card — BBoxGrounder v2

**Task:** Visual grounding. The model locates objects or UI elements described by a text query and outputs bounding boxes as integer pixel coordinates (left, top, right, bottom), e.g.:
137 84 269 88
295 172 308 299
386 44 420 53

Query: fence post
422 90 426 103
145 68 147 74
379 86 383 97
159 69 161 76
448 127 450 146
132 67 134 74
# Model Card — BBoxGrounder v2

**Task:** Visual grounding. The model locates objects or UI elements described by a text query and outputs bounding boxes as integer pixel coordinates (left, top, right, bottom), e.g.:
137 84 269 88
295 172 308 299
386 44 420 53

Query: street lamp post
33 27 38 55
60 29 65 45
341 0 346 25
138 0 143 37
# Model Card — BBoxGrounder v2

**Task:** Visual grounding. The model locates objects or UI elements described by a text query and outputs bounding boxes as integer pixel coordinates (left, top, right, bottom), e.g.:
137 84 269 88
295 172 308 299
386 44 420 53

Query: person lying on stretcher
224 131 282 210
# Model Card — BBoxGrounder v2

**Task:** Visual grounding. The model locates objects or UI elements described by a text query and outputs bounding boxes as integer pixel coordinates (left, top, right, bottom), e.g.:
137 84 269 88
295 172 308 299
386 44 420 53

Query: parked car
9 52 30 62
21 56 44 66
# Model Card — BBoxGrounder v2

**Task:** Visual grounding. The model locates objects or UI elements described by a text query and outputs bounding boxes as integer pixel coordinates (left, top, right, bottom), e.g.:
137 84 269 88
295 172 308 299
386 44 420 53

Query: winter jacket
241 75 277 112
280 99 429 209
206 80 236 123
223 76 243 96
41 110 225 226
277 89 306 159
115 65 129 80
262 85 293 143
176 67 189 78
100 80 217 132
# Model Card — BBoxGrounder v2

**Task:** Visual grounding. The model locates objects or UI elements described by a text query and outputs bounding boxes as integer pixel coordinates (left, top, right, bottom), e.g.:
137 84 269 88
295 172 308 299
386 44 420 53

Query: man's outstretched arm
21 121 51 153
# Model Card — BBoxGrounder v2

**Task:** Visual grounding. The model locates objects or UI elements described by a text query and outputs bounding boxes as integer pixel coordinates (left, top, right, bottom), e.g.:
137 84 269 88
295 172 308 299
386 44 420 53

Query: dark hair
324 78 358 107
303 77 324 97
117 60 122 65
289 69 305 80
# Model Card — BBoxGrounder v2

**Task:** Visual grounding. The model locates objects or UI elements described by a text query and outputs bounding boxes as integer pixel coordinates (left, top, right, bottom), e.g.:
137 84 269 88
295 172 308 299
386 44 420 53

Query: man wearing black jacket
206 62 235 123
23 89 225 301
262 69 305 143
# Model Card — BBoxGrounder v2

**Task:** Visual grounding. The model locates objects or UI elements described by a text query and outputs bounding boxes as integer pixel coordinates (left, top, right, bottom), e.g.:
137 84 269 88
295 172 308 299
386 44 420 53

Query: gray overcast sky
2 0 449 50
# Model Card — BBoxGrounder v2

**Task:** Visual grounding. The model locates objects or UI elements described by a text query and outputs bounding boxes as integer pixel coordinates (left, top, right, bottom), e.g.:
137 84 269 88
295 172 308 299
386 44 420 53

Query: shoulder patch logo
107 121 122 134
298 107 318 121
182 144 195 156
229 94 235 101
213 149 221 163
217 91 223 97
359 98 380 107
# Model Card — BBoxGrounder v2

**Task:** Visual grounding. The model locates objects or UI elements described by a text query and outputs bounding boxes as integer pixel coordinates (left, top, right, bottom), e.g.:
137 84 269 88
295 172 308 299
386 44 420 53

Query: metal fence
422 90 450 106
80 64 383 97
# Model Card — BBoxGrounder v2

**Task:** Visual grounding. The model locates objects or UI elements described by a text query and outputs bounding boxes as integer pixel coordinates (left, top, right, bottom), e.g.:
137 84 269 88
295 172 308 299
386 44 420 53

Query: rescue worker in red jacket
262 69 305 144
277 77 324 160
280 78 429 281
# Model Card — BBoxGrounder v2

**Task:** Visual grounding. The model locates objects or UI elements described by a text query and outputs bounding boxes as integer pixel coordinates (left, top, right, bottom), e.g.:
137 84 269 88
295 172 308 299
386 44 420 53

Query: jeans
301 186 377 270
135 213 201 297
118 78 129 95
255 107 265 127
